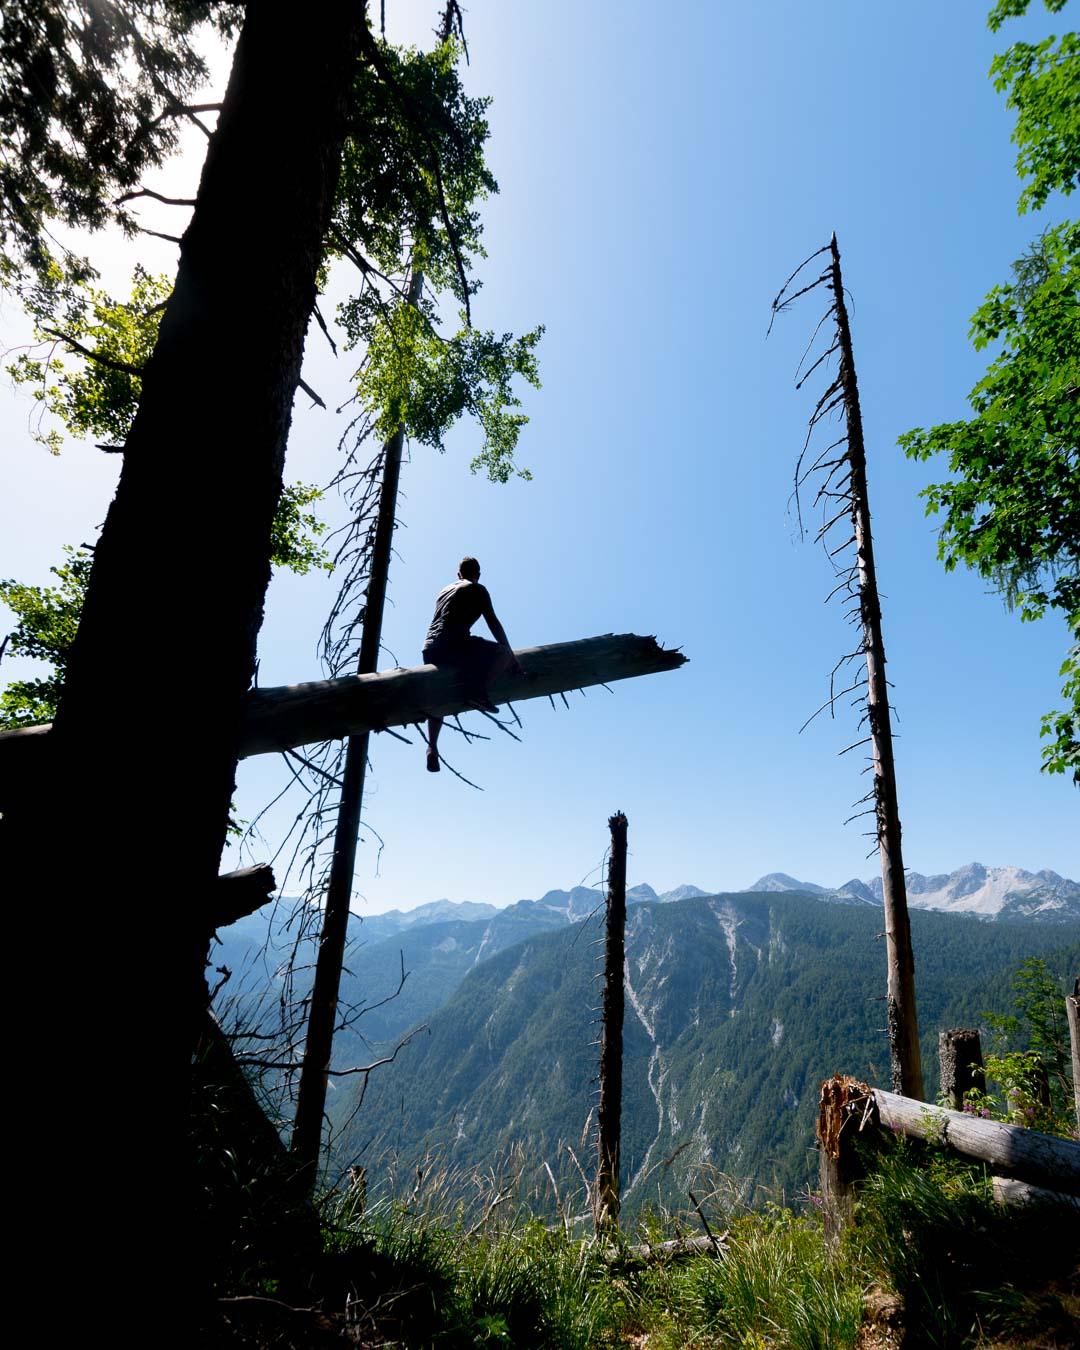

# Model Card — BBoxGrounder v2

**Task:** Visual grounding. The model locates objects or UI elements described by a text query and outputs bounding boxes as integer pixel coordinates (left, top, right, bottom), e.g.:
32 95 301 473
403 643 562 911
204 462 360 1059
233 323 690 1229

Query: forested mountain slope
332 892 1079 1209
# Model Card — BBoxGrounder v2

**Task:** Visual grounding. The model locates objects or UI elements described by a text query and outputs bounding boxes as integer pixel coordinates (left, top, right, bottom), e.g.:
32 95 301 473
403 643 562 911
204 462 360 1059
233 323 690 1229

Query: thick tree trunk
2 0 366 1302
829 235 923 1100
594 811 628 1233
290 267 425 1188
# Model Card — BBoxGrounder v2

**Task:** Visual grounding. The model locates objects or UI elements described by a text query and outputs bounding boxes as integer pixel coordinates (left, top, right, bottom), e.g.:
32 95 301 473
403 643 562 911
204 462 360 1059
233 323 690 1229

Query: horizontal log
240 633 686 757
991 1175 1080 1212
873 1088 1080 1195
0 636 686 801
212 864 276 931
626 1233 723 1262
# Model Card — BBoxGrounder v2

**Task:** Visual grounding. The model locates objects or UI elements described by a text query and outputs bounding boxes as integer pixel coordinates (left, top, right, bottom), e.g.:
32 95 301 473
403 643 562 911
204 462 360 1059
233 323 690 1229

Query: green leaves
0 545 89 727
345 289 543 482
899 225 1079 623
900 7 1080 781
0 1 239 280
331 35 542 484
987 1 1078 213
7 264 168 451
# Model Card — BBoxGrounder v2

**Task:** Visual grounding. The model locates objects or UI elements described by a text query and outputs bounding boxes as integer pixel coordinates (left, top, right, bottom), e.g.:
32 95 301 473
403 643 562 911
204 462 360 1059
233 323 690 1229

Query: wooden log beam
241 633 686 757
873 1088 1080 1195
0 635 686 802
211 864 276 931
991 1176 1080 1212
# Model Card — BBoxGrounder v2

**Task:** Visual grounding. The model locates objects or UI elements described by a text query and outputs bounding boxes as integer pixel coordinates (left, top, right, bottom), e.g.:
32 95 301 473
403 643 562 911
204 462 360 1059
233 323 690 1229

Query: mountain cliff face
333 892 1079 1210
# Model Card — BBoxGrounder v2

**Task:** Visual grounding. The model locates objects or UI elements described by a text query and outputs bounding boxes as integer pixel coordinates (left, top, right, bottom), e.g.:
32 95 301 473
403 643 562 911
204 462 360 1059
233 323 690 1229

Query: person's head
458 556 481 582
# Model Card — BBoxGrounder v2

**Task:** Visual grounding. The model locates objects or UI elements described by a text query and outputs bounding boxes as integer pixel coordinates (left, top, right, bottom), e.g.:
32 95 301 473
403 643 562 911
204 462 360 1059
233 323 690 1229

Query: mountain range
214 863 1078 1058
745 862 1079 922
329 889 1079 1211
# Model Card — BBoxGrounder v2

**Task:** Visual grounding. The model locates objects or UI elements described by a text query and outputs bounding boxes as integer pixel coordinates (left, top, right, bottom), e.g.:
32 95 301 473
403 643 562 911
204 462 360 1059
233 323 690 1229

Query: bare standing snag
771 235 923 1100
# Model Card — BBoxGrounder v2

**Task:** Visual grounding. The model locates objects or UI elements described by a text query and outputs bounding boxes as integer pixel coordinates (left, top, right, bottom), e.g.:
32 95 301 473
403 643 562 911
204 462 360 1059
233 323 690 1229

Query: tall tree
1 1 367 1303
772 237 924 1100
900 0 1079 783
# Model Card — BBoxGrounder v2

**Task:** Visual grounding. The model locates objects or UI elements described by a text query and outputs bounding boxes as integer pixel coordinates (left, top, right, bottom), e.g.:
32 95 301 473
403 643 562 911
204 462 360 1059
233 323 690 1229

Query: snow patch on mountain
744 862 1079 922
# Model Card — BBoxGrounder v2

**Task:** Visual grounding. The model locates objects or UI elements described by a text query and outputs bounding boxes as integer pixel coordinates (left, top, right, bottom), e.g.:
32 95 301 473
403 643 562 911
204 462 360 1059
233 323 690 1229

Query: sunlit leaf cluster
901 2 1080 782
0 0 239 280
0 544 88 727
989 0 1078 213
8 264 169 451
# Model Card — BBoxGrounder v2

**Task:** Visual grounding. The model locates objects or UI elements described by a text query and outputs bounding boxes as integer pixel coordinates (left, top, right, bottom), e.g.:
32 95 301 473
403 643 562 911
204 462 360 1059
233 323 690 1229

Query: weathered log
938 1028 985 1111
211 864 276 931
626 1233 723 1262
873 1088 1080 1194
991 1175 1080 1212
0 635 685 798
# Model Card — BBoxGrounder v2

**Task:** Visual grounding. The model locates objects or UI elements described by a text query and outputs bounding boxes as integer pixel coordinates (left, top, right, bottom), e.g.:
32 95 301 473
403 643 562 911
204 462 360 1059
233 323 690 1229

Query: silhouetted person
422 556 522 772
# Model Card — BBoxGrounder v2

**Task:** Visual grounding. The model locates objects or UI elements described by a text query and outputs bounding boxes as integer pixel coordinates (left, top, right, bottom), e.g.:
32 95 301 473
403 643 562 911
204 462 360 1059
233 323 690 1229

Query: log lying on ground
991 1176 1080 1212
873 1088 1080 1195
0 635 686 798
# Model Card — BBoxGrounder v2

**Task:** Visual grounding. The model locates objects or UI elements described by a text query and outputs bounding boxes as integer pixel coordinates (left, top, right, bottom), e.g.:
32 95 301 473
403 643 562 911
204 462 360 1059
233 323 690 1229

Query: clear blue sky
1 1 1076 910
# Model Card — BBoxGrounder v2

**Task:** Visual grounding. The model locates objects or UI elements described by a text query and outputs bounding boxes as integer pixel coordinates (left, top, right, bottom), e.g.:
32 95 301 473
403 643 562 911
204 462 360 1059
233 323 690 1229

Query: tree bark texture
938 1028 985 1111
594 811 627 1233
829 235 923 1101
0 0 366 1291
290 268 424 1186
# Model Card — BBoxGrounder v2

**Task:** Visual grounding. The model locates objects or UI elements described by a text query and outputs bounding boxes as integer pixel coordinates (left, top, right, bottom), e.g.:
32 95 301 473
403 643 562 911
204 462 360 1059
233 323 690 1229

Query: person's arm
481 589 524 674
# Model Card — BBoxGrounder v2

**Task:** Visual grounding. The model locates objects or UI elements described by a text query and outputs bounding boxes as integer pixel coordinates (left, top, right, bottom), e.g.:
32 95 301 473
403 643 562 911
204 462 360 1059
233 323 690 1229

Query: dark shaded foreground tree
2 0 367 1309
771 236 924 1100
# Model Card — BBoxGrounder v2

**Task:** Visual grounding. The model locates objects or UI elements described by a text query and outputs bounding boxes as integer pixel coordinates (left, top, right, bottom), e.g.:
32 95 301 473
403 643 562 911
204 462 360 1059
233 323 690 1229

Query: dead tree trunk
938 1028 985 1111
1068 978 1080 1133
827 236 923 1099
594 811 628 1233
0 635 688 802
290 267 425 1187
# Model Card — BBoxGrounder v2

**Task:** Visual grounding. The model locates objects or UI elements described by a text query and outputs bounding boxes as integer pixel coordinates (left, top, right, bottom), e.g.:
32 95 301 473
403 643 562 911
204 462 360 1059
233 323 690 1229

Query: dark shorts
422 633 500 676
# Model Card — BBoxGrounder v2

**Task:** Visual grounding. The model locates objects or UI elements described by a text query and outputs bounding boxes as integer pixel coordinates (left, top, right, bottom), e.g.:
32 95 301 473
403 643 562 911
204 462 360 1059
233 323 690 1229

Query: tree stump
938 1028 985 1111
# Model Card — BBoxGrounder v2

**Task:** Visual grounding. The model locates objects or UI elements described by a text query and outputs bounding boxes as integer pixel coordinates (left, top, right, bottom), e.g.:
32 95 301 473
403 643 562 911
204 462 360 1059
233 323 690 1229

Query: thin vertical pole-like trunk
829 234 923 1100
291 268 425 1185
594 810 628 1233
1067 978 1080 1133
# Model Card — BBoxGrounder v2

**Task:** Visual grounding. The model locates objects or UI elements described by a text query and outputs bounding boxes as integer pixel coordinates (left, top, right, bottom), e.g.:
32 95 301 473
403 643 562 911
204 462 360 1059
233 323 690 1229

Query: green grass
202 1141 1079 1346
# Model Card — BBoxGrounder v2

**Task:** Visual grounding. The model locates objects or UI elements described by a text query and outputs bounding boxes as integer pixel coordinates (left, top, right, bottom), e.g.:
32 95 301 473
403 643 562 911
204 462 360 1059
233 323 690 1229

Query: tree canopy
900 0 1080 782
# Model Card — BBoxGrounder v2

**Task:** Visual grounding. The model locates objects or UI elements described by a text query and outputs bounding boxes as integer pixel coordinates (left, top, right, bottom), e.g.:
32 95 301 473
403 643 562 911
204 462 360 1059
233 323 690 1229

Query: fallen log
873 1088 1080 1195
991 1176 1080 1212
0 635 686 804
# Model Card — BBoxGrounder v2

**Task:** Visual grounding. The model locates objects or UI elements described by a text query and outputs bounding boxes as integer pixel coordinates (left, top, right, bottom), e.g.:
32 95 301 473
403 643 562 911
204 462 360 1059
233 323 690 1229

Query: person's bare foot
426 748 440 773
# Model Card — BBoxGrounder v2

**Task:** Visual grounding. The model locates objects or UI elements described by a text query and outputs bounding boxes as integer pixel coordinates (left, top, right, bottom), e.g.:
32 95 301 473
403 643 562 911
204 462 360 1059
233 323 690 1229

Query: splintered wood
817 1073 879 1159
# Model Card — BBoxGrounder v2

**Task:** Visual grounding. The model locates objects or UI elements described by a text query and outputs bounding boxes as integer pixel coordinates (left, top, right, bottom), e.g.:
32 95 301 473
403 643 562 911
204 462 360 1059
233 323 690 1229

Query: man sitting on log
422 556 523 773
